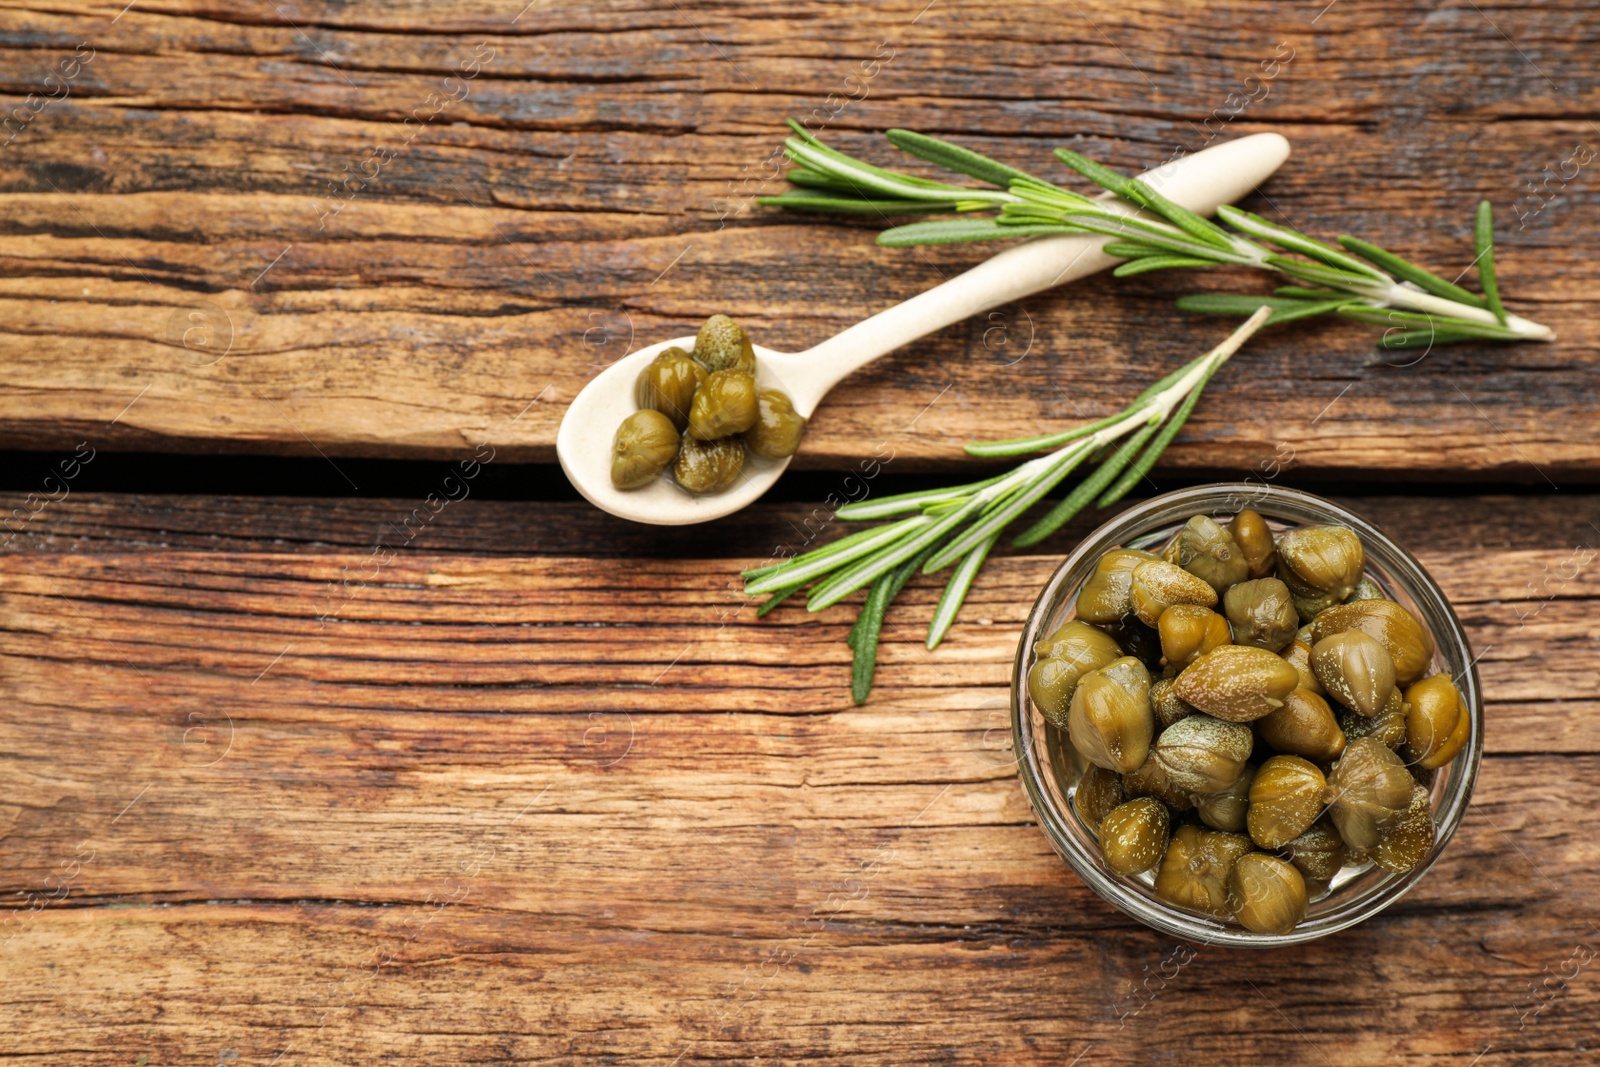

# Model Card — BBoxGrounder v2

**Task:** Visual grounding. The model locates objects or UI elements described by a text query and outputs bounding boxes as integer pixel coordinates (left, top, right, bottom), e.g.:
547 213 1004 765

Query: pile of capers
1033 510 1471 936
611 314 807 494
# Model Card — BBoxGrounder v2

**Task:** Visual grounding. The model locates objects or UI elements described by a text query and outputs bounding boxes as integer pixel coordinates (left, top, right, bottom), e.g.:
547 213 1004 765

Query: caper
1178 515 1250 594
1229 508 1278 579
1073 764 1127 832
693 313 756 374
1247 755 1327 849
1122 751 1195 811
1129 560 1218 626
634 346 706 431
1340 687 1408 750
1312 631 1397 717
1281 639 1324 695
1227 853 1308 935
1223 577 1299 653
1099 796 1172 876
1277 524 1365 615
1346 576 1385 603
1312 599 1435 686
1173 644 1300 723
1403 673 1470 770
1153 824 1253 919
1372 783 1435 874
1196 762 1255 833
1154 714 1254 794
610 409 681 490
1157 604 1231 669
1285 818 1347 882
1067 656 1154 773
1028 621 1124 729
673 434 745 494
1324 737 1414 850
687 369 758 440
1076 549 1162 622
1255 688 1346 762
1150 677 1197 730
743 389 806 459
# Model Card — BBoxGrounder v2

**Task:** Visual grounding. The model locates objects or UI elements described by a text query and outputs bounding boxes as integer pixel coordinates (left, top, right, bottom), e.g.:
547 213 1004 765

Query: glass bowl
1010 484 1482 946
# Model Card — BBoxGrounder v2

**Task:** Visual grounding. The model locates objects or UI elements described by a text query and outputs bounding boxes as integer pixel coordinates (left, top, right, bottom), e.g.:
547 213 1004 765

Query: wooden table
2 3 1597 1064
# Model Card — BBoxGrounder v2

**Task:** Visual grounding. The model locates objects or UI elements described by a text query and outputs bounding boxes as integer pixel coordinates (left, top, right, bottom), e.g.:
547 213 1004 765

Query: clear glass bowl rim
1009 483 1483 947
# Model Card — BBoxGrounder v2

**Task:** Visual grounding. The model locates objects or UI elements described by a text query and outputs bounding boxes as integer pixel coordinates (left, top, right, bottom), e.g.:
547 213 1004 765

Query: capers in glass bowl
1013 485 1481 945
610 314 806 493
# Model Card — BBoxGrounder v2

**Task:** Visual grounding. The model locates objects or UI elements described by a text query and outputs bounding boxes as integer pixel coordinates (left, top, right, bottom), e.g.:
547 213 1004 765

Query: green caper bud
1173 644 1300 723
1157 604 1231 669
1073 764 1126 832
1028 621 1124 729
1196 762 1255 833
634 346 706 431
1067 656 1154 773
1346 576 1385 603
1160 530 1182 565
1284 818 1347 882
1075 549 1162 623
1277 524 1365 611
1247 755 1327 849
1227 853 1308 935
743 389 806 459
1255 688 1346 762
1281 639 1323 695
1099 796 1171 876
1223 577 1299 653
1324 737 1414 850
687 369 758 440
610 409 680 490
1153 714 1254 794
1372 783 1435 874
1229 508 1278 579
1150 677 1197 730
1312 630 1396 718
1122 751 1195 811
1129 560 1218 626
672 434 745 494
1178 515 1250 594
1312 598 1435 687
1340 687 1408 750
1403 674 1470 770
1153 824 1253 919
693 313 756 374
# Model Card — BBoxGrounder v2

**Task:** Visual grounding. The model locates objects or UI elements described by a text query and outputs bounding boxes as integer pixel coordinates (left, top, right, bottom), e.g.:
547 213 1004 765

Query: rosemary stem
1382 284 1554 340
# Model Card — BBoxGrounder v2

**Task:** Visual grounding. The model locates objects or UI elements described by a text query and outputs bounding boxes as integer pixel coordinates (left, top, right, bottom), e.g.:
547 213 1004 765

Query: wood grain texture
0 2 1596 477
2 493 1598 1063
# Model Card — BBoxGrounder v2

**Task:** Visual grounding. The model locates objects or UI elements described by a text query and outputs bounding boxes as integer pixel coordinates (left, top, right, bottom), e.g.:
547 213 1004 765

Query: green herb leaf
1475 200 1509 325
756 191 963 215
878 218 1074 245
1336 235 1488 309
1217 206 1390 282
1011 421 1159 547
1112 255 1217 277
926 532 999 650
887 128 1043 189
1175 293 1355 325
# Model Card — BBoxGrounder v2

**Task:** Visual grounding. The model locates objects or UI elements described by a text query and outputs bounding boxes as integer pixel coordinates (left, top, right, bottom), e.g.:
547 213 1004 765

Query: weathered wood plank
0 2 1595 475
1 504 1598 1063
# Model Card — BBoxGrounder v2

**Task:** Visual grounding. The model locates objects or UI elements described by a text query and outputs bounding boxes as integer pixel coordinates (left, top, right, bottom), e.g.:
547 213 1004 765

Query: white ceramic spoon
557 132 1291 525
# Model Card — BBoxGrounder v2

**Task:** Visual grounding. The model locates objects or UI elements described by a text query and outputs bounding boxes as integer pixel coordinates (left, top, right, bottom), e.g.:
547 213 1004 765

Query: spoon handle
785 132 1291 415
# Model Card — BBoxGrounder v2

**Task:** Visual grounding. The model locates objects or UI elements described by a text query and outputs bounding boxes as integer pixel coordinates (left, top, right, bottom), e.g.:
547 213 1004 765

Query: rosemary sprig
758 125 1554 349
746 308 1274 704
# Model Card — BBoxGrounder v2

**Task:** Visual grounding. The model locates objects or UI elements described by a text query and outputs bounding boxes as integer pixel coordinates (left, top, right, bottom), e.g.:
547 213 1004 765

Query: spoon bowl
558 132 1293 525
